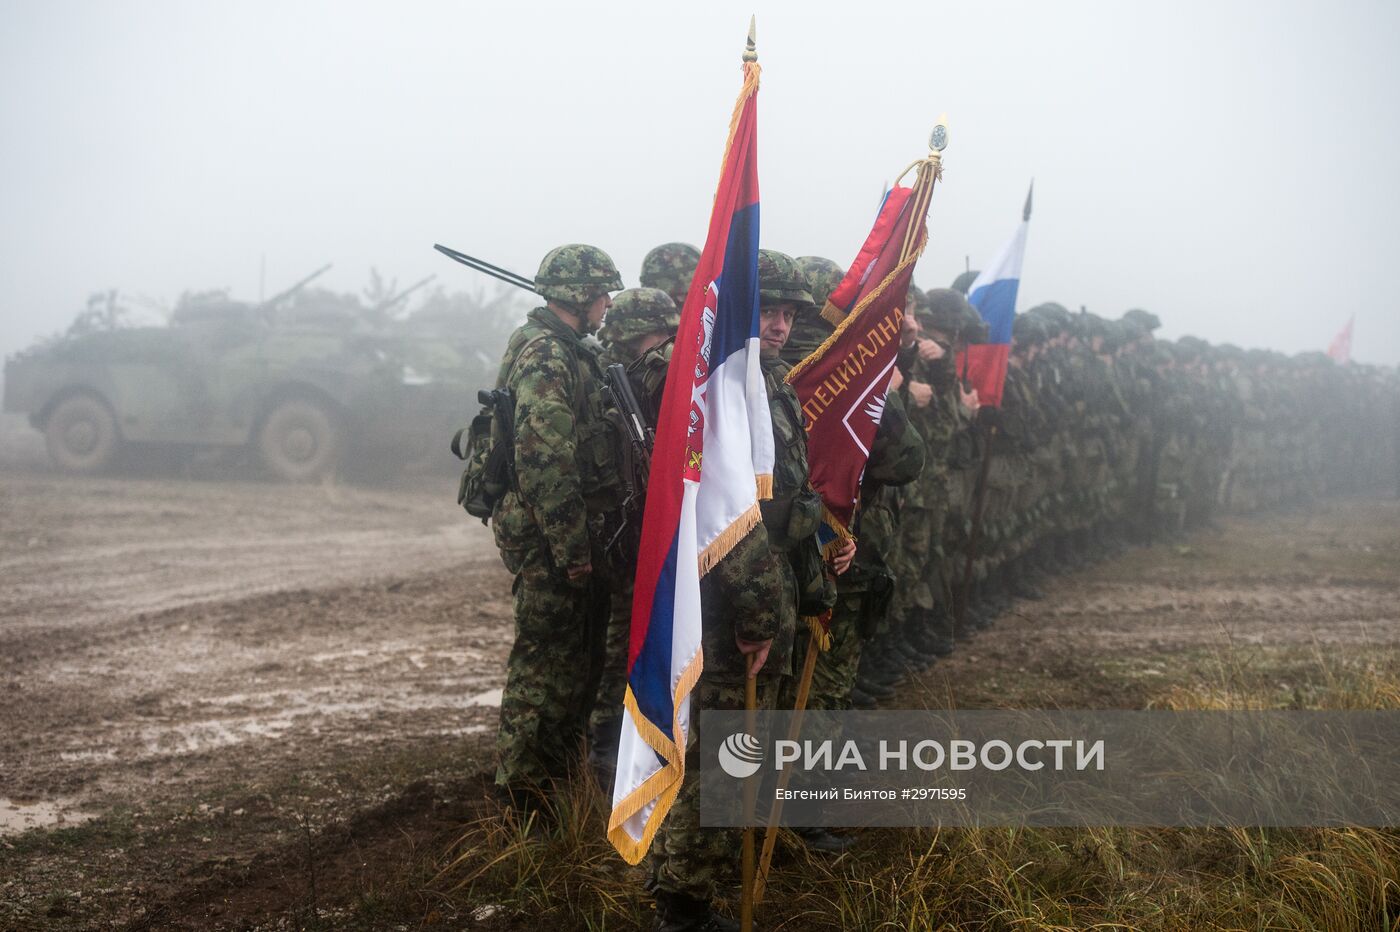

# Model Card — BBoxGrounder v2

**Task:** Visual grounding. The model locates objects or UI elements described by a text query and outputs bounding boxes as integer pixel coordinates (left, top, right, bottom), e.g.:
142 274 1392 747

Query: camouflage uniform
490 245 623 795
640 242 702 309
778 259 925 715
649 250 824 922
589 288 680 779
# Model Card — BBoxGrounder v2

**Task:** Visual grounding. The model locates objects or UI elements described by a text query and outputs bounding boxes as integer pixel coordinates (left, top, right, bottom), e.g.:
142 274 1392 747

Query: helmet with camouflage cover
950 269 980 296
959 303 990 343
1012 312 1048 347
783 256 842 364
639 242 700 305
535 244 624 308
1176 334 1210 359
1121 308 1161 333
757 249 814 307
1098 319 1128 352
796 256 844 310
1026 302 1071 331
1074 310 1107 341
923 287 970 336
599 287 678 345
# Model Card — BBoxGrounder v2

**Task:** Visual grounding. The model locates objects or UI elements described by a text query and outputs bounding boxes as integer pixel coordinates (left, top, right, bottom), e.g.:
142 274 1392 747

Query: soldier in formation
478 243 1400 932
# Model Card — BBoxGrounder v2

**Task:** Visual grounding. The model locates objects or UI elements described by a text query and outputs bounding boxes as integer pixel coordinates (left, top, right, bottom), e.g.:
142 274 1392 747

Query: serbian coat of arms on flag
607 60 772 865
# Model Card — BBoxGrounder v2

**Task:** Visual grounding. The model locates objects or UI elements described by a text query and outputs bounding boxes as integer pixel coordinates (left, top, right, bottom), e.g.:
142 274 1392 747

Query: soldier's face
759 302 796 357
632 331 669 355
585 292 612 333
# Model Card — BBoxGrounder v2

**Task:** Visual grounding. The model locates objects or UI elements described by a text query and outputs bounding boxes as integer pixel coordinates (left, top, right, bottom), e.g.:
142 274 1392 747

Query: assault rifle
602 363 654 553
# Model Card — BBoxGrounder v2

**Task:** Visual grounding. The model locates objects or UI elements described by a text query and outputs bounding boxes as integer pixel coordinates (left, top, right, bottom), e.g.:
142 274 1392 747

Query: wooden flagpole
751 121 947 904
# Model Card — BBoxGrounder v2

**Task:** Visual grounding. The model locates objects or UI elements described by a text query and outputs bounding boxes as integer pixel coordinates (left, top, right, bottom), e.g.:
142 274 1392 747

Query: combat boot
653 891 739 932
916 604 955 656
970 580 997 626
988 569 1014 615
1008 559 1044 600
856 649 897 688
857 646 904 687
850 684 879 709
1023 546 1052 586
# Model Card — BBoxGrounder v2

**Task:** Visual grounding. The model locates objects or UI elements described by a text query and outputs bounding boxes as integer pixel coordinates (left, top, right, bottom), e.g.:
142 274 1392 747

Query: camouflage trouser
890 505 936 621
778 594 864 715
588 572 633 739
649 674 783 902
807 593 865 713
495 560 609 789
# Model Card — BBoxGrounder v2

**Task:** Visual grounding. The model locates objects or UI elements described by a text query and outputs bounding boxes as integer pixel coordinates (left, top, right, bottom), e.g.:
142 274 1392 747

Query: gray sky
3 0 1398 365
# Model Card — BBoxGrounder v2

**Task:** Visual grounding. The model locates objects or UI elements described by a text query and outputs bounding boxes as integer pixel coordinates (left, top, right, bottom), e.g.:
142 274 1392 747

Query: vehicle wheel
45 394 120 474
257 398 342 482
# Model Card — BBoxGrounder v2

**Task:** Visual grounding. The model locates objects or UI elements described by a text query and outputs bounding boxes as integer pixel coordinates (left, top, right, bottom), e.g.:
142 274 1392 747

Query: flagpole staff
955 180 1031 631
752 622 821 903
753 117 949 903
737 23 760 932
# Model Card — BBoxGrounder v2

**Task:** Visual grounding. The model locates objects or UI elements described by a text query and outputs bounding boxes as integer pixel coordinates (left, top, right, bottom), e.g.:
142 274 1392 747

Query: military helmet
535 244 624 307
923 287 970 335
1098 319 1128 352
950 269 980 296
1026 302 1071 331
960 304 990 343
599 287 678 345
757 249 814 307
1121 308 1162 333
639 242 700 303
796 256 844 310
1013 313 1048 347
785 256 841 363
1074 311 1107 340
1176 334 1210 358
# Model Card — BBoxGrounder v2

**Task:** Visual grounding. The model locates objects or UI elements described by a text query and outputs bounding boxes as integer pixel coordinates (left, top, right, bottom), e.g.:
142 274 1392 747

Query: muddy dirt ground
1 428 1398 929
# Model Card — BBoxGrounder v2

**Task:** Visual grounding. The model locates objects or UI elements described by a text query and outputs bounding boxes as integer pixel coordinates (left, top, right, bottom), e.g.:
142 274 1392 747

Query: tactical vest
496 310 622 514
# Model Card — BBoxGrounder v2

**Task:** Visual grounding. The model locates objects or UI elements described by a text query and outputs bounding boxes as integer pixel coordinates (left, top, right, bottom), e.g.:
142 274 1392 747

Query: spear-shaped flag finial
1023 179 1034 222
743 15 757 62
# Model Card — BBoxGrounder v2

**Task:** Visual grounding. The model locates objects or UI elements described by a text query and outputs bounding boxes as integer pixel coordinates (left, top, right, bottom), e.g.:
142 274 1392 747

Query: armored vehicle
3 269 468 481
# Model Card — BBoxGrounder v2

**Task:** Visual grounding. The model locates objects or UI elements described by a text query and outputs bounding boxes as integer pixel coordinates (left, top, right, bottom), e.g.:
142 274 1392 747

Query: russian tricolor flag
960 186 1032 408
607 61 773 865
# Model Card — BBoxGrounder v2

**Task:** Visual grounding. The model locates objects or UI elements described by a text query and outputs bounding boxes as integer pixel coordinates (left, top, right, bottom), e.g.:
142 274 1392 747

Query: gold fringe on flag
606 52 765 868
784 245 926 386
805 614 832 652
697 501 763 577
818 299 845 328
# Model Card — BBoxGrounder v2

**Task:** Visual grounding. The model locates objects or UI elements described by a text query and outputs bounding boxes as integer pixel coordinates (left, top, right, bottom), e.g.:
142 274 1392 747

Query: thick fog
2 0 1397 365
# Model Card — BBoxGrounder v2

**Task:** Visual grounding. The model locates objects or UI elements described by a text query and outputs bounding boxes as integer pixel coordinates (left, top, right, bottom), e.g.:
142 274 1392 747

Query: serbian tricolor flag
1327 315 1354 364
959 184 1032 408
787 174 936 555
607 60 772 864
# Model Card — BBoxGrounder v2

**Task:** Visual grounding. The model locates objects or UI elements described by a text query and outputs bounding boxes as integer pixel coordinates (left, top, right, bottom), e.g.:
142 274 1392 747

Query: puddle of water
0 797 97 837
468 687 503 708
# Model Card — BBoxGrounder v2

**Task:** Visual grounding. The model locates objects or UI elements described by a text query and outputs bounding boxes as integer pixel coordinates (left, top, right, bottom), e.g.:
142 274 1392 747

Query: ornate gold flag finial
743 15 757 62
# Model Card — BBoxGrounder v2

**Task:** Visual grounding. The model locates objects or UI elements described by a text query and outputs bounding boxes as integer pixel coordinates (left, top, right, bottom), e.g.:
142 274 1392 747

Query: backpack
452 388 515 523
450 331 552 524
